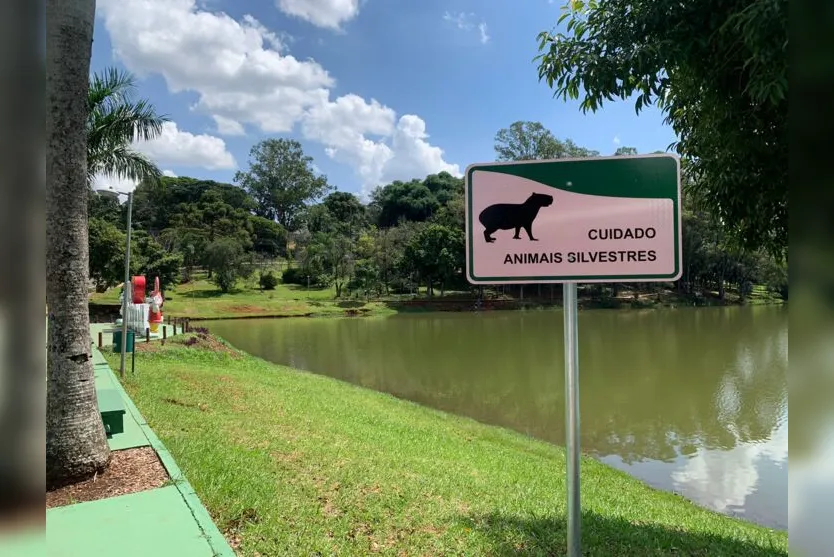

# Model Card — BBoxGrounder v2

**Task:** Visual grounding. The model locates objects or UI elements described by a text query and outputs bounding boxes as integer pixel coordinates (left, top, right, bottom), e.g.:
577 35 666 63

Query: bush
259 271 278 290
281 267 306 285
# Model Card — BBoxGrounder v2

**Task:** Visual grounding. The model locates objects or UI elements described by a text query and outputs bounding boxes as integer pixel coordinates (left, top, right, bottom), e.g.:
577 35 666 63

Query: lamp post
96 187 133 378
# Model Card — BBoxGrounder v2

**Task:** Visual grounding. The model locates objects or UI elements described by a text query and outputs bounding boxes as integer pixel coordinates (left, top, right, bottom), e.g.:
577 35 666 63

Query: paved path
45 338 233 557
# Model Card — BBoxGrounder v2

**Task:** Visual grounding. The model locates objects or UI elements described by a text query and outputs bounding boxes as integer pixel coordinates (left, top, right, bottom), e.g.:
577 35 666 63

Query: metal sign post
463 154 682 557
563 281 581 556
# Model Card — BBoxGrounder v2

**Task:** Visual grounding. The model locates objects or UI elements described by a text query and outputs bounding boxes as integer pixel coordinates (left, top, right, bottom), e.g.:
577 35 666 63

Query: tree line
89 120 787 303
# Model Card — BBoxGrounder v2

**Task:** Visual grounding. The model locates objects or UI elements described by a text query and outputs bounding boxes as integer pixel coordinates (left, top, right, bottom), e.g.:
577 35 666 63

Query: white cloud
443 11 490 43
382 115 461 185
98 0 460 195
213 115 246 136
301 95 460 197
98 0 334 134
162 169 178 177
670 419 787 518
275 0 361 30
478 22 490 44
92 173 140 194
135 121 236 170
613 135 621 145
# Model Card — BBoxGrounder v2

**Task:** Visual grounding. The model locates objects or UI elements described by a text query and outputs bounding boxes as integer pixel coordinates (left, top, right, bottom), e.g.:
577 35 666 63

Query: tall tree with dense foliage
88 218 127 292
47 0 110 489
535 0 787 254
87 67 168 185
371 172 464 228
235 138 332 231
494 121 600 161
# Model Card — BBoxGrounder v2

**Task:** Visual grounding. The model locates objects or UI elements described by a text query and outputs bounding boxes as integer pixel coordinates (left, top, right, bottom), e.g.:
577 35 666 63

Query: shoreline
90 294 786 323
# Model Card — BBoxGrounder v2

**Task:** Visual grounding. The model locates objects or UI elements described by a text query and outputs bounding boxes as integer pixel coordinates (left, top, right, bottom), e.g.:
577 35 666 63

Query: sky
90 0 678 199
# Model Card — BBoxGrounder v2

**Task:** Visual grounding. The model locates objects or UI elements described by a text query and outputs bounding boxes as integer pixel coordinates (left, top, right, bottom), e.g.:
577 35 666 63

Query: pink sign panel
465 157 681 284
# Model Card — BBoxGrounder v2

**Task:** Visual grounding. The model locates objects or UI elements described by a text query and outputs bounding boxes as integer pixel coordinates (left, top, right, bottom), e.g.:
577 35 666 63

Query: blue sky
90 0 676 198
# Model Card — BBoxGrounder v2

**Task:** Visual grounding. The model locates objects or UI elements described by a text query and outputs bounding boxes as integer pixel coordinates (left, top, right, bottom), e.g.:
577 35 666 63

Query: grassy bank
89 274 395 320
89 270 784 321
105 335 787 556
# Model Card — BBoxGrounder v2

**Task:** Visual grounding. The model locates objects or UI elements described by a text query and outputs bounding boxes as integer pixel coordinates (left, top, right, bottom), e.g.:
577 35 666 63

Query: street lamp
95 187 133 379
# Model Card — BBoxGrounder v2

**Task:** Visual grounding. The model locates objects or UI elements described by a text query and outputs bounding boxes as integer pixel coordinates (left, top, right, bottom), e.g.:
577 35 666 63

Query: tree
372 179 439 227
164 189 253 278
204 238 252 293
132 231 184 290
249 216 287 259
370 173 463 229
313 232 355 298
402 223 462 296
234 138 332 231
614 146 638 156
535 0 787 254
46 0 110 489
322 191 367 236
131 176 255 235
87 67 168 185
88 218 126 292
87 191 123 225
494 121 600 161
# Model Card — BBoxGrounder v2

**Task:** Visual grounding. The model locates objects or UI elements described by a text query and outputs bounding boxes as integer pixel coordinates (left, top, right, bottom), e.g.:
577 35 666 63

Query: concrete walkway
46 338 234 557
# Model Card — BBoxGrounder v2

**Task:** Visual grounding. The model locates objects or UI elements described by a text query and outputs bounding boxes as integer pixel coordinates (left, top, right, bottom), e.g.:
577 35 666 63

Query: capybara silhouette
479 192 554 243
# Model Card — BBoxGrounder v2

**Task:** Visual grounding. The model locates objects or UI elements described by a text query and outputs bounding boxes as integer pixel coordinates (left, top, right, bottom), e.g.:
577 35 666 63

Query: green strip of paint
98 348 235 557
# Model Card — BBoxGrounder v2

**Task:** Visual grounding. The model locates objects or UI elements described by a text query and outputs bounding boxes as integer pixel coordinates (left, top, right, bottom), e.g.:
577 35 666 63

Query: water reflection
206 305 788 529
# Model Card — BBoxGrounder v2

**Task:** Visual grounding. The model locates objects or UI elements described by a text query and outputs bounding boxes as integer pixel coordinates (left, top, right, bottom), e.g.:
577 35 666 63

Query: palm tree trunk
46 0 110 489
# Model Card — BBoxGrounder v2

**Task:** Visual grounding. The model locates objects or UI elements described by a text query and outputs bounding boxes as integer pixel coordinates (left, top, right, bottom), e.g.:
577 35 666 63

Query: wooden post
162 325 167 345
172 317 177 335
98 331 103 349
145 327 150 343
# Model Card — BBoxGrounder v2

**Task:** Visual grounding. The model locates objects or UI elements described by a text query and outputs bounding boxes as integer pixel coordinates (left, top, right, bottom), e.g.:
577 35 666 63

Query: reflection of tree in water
209 306 787 465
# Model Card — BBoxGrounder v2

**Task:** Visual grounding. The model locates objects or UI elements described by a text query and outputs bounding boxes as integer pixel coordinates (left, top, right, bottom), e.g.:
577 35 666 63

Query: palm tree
47 0 111 488
87 67 169 185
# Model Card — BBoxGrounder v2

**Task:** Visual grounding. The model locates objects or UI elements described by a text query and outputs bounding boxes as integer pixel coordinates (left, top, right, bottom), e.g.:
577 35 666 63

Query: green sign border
465 154 682 284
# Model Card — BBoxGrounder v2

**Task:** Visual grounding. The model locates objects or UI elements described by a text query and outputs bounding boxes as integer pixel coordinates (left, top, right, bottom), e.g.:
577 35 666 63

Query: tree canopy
535 0 787 255
494 121 600 161
234 138 332 231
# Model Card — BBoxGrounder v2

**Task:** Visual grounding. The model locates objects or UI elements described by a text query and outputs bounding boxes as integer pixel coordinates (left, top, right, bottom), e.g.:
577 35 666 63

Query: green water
205 305 788 529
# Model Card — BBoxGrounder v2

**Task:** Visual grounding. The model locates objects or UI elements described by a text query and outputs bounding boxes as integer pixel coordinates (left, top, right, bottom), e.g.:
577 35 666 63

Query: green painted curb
98 348 234 557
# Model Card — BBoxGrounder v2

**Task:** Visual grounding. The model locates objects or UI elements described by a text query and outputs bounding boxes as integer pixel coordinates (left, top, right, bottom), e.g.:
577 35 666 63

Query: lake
204 305 788 530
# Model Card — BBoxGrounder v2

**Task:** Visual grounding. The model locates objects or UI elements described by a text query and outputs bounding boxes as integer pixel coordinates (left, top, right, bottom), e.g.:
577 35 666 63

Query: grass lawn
105 335 788 556
89 272 395 320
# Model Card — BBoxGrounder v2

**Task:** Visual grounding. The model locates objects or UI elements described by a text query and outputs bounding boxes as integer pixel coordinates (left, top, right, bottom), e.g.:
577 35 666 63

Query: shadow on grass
179 288 233 299
337 300 366 309
283 284 330 293
458 511 787 557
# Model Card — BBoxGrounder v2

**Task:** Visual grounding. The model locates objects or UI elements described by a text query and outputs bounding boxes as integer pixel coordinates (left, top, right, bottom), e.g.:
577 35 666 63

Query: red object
131 276 146 303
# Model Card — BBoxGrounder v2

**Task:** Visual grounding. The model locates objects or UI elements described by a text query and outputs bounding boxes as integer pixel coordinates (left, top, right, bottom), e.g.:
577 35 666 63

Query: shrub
259 271 278 290
281 267 306 285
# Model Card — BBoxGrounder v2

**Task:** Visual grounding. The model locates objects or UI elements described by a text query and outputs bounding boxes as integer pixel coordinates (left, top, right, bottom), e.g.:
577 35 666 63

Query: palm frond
88 67 136 112
88 143 163 185
87 66 170 184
